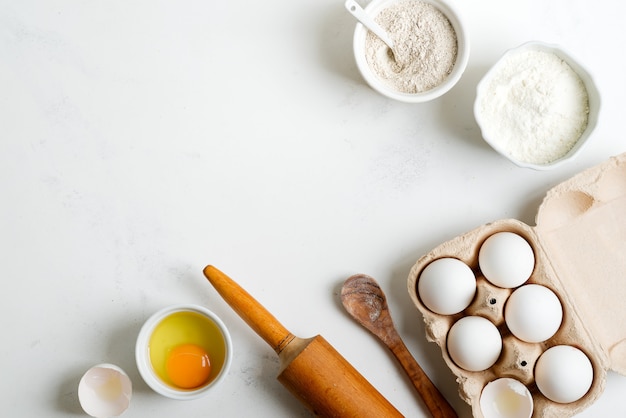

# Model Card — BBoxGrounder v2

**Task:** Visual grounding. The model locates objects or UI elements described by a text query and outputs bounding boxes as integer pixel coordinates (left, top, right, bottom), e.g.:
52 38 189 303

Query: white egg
447 316 502 371
535 345 593 403
480 377 534 418
479 232 535 288
504 284 562 343
78 364 132 418
418 258 476 315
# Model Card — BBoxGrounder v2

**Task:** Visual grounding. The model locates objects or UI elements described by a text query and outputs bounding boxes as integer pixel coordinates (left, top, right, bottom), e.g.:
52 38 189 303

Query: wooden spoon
341 274 458 418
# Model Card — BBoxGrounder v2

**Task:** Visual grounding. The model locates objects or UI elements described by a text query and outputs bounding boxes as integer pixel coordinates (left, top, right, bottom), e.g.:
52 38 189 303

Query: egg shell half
480 377 533 418
78 364 132 418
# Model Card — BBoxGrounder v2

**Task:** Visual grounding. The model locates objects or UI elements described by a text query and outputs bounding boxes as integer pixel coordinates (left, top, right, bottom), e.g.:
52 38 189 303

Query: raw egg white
78 364 132 418
504 284 563 343
480 377 533 418
479 232 535 288
447 316 502 371
418 258 476 315
535 345 593 403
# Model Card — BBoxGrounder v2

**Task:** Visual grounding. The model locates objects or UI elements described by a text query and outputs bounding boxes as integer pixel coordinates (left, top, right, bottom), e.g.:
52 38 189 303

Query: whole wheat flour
365 0 457 94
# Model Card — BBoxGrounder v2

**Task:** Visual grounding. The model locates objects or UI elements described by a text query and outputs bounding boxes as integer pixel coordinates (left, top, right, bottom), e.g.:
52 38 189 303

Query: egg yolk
166 344 212 389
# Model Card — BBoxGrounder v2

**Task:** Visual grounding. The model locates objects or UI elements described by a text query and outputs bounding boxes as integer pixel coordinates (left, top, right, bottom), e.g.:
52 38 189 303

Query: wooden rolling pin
203 265 403 417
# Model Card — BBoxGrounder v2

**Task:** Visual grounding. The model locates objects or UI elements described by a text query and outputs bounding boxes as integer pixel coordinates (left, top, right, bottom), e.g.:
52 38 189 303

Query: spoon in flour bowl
344 0 403 65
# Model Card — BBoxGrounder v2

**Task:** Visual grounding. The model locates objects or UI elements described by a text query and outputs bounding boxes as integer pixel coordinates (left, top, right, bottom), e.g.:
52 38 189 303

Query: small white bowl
352 0 469 103
474 41 601 170
135 304 233 400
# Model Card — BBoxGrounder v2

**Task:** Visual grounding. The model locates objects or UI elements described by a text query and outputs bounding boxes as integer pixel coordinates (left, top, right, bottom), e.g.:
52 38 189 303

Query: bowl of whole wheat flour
474 41 601 170
351 0 469 103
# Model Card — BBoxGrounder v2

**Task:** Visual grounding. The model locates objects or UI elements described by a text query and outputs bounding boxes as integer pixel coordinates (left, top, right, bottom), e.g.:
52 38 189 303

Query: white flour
477 49 589 165
365 0 457 94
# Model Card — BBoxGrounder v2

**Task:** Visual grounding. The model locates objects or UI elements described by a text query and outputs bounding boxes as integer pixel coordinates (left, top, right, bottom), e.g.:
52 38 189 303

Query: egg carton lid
533 152 626 375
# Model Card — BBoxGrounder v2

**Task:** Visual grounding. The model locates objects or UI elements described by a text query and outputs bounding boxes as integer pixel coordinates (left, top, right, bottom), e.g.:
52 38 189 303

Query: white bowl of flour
351 0 469 103
474 41 601 170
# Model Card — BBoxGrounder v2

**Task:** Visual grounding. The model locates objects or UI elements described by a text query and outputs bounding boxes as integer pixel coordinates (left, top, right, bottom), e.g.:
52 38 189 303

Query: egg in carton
407 152 626 417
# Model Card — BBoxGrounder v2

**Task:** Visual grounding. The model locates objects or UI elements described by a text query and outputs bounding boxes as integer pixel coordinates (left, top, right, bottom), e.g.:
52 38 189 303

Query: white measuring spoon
344 0 394 51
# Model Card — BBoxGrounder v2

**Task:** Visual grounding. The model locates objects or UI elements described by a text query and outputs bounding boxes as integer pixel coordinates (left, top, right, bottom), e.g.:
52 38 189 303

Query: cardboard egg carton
407 153 626 417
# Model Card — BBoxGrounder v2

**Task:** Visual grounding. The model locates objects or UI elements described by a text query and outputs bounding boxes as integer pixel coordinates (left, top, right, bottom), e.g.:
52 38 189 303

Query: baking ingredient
166 344 212 389
365 0 457 93
78 364 132 418
480 378 533 418
535 345 593 403
149 311 225 389
476 48 589 165
418 257 476 315
479 232 534 288
447 316 502 371
504 284 562 343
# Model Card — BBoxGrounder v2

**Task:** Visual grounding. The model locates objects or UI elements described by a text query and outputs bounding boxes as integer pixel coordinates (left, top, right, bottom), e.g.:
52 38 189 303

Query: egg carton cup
407 152 626 417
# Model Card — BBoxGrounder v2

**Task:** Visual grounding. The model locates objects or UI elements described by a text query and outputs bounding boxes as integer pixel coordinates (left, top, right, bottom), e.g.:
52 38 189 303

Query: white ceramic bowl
136 304 233 400
474 41 601 170
352 0 469 103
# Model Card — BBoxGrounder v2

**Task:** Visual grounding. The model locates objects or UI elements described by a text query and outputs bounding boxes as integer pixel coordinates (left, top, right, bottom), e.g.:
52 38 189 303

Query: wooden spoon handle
389 336 458 418
203 265 295 354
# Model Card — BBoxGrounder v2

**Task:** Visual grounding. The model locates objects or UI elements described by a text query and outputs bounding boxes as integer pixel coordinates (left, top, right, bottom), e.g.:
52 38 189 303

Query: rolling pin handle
203 265 294 355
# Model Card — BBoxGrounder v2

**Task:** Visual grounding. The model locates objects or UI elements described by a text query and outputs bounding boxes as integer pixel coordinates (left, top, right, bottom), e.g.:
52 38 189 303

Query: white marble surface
1 0 625 416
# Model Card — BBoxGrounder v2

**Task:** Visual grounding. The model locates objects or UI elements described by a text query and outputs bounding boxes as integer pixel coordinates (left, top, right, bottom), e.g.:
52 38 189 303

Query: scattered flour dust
365 0 457 93
477 49 590 165
370 134 432 193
